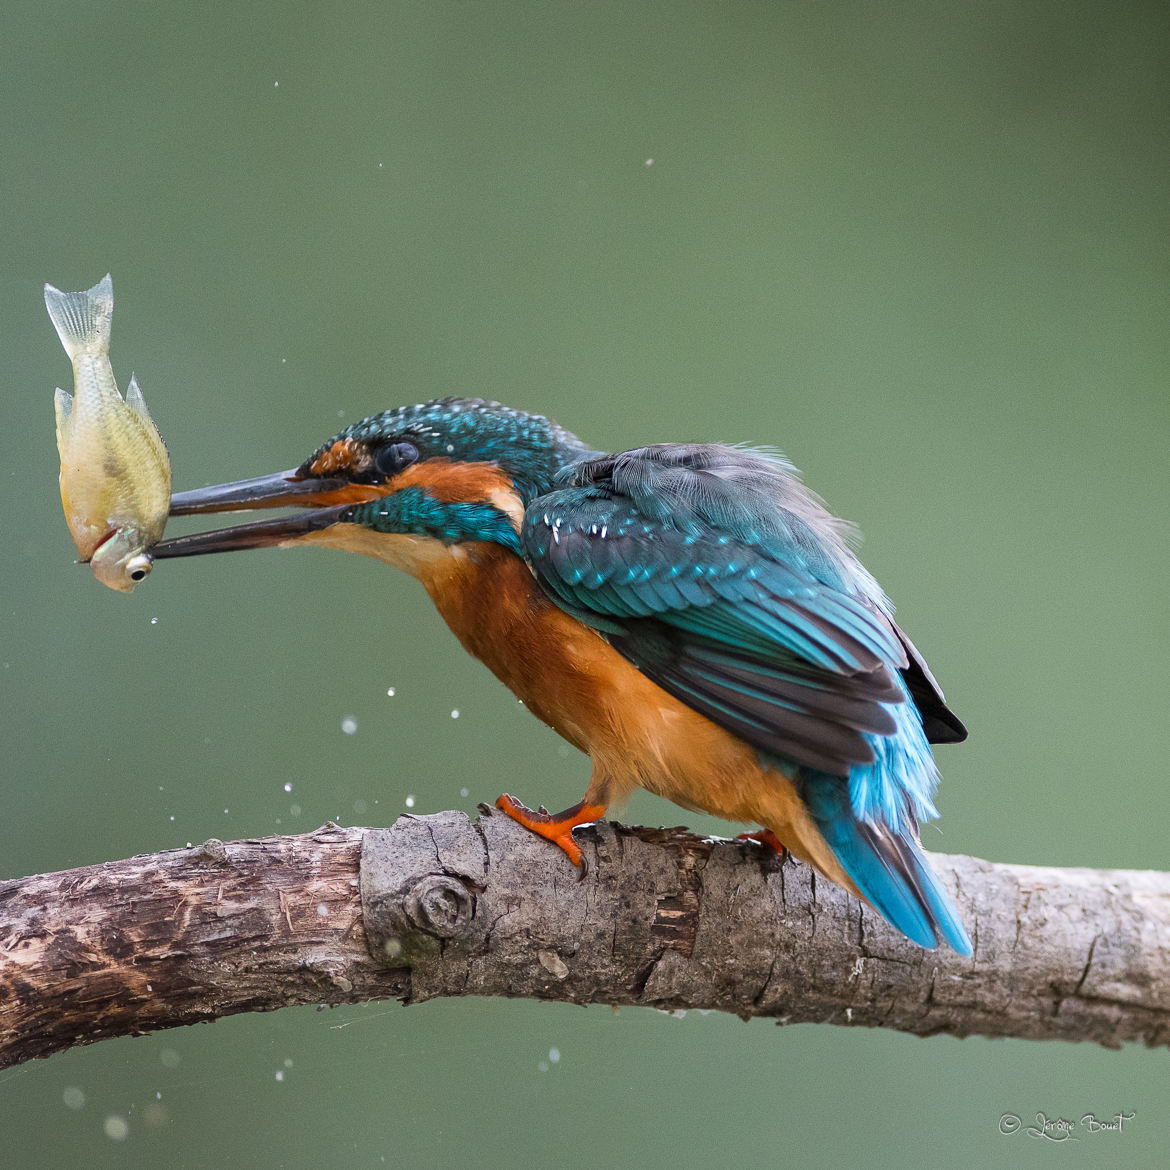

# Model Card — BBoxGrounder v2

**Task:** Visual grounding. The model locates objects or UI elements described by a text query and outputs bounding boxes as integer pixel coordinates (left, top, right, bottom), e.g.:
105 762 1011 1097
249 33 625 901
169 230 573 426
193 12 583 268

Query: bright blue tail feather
802 774 972 955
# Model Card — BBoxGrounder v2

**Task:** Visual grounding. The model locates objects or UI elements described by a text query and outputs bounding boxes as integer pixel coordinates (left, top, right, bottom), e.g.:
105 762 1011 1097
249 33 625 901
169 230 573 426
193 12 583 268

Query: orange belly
415 541 858 893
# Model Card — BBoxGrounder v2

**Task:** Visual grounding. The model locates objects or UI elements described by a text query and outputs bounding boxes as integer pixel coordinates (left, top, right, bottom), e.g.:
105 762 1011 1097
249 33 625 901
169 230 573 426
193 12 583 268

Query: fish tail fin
804 775 973 955
44 273 114 360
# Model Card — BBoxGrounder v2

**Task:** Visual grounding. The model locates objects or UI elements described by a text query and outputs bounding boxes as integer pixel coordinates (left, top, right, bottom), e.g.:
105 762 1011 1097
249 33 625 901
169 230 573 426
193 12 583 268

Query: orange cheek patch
309 438 369 477
394 460 524 528
393 458 513 501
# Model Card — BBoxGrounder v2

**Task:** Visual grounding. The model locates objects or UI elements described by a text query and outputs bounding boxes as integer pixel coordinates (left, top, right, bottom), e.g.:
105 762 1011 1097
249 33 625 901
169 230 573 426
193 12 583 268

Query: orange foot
737 829 790 864
495 794 607 868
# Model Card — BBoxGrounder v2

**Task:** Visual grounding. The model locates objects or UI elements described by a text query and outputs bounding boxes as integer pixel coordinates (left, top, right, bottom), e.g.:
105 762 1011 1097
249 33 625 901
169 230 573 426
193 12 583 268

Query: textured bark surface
2 808 1168 1069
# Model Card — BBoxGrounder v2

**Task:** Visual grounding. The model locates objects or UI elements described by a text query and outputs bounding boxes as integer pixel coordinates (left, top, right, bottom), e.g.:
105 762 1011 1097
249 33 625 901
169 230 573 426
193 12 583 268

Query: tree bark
1 808 1167 1069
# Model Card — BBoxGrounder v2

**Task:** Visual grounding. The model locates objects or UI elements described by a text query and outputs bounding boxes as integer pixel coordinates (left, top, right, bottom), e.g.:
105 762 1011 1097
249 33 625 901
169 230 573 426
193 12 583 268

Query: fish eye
126 554 153 582
374 440 420 478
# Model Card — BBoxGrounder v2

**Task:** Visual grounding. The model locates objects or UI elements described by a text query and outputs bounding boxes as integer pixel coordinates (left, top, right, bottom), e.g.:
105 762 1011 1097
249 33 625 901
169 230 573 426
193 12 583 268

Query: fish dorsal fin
53 387 73 444
125 373 152 421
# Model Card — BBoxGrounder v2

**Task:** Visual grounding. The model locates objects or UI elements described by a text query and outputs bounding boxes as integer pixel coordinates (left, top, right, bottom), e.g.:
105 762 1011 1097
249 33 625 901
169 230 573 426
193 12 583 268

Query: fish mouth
153 468 363 558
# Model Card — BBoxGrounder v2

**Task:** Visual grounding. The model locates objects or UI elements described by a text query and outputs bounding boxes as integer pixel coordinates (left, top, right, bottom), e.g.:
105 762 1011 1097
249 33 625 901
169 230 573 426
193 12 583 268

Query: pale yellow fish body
46 274 171 593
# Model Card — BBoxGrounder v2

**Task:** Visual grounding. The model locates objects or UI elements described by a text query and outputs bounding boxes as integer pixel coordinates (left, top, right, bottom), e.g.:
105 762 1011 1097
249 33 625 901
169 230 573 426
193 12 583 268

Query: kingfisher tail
803 774 972 955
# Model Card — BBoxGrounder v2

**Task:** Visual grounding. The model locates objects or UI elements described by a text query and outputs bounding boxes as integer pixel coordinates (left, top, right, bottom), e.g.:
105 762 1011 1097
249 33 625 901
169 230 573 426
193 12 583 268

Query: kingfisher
152 397 972 954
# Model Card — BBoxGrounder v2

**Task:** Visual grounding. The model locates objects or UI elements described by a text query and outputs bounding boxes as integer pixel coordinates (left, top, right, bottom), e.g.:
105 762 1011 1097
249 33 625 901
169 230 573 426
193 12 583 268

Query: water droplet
275 1070 285 1082
450 709 460 720
548 1048 560 1063
283 782 293 793
537 1061 549 1073
459 787 469 798
283 1058 294 1068
103 1116 129 1141
341 716 358 735
317 904 329 916
143 1101 167 1127
404 795 415 808
62 1086 85 1110
149 617 159 626
273 80 280 88
385 687 396 697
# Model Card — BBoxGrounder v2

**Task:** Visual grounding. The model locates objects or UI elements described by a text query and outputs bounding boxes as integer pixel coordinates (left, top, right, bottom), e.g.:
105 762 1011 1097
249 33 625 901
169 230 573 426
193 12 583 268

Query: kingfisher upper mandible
152 397 972 955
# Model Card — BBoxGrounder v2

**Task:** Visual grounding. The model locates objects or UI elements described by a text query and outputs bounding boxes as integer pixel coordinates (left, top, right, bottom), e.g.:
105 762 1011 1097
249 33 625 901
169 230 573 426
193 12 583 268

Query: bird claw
494 792 606 871
736 829 791 866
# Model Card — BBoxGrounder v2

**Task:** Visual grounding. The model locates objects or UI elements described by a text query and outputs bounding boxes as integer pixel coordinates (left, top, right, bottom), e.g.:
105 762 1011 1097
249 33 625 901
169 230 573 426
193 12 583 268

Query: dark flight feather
523 443 963 778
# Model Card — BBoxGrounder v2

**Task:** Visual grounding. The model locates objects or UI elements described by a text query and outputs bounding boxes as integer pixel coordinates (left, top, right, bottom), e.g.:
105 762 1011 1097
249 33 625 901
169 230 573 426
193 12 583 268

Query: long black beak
152 468 357 559
168 468 348 515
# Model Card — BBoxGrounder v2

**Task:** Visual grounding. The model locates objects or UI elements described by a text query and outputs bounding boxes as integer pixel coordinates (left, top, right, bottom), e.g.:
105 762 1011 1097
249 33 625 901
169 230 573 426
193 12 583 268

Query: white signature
999 1111 1135 1141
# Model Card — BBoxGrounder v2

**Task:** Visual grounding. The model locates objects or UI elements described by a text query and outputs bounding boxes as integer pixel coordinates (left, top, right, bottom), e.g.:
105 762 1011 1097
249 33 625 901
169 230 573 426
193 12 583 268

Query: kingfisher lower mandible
152 397 972 955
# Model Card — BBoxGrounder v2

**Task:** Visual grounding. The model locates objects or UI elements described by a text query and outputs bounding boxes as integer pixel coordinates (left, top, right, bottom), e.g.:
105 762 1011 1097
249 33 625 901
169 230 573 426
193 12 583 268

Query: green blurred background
3 2 1167 1167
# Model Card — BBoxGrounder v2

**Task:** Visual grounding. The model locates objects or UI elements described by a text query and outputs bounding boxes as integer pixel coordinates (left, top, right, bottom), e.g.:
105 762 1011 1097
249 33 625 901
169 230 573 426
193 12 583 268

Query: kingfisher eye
374 440 420 478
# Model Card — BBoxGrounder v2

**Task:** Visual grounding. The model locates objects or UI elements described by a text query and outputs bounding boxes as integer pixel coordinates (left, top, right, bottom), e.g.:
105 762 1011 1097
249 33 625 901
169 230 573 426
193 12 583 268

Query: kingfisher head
153 398 596 574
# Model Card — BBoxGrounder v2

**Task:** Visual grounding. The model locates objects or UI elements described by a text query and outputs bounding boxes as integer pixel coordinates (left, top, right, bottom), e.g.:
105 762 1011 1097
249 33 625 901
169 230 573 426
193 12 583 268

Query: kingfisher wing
521 445 924 775
893 625 967 744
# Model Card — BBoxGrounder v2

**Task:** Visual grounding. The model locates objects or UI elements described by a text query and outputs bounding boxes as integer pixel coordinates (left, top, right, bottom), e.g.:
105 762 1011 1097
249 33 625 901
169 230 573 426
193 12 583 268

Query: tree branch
2 808 1167 1068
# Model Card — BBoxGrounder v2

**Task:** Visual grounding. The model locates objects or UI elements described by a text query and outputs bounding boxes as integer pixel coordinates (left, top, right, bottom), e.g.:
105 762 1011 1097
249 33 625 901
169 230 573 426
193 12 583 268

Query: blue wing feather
521 442 971 954
524 449 913 776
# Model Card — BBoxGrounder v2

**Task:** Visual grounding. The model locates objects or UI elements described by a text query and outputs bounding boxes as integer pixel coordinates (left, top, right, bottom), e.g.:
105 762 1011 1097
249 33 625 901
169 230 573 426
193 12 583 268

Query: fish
45 273 172 593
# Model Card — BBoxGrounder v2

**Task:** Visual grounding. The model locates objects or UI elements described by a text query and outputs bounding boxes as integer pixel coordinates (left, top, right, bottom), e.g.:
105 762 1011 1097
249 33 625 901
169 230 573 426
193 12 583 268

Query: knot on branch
404 875 475 937
359 813 488 973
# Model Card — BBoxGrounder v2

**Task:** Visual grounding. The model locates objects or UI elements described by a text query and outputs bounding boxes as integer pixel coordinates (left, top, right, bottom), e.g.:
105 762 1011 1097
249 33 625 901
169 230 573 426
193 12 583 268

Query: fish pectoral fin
125 374 152 420
53 387 73 440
